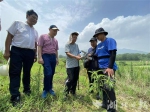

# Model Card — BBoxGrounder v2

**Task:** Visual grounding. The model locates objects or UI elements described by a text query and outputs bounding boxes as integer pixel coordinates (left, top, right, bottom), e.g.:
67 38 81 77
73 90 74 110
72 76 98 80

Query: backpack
83 47 99 70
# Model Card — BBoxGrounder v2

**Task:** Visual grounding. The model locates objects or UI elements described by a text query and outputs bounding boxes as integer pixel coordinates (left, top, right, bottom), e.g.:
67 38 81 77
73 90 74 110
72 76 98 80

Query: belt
43 53 56 55
12 46 34 51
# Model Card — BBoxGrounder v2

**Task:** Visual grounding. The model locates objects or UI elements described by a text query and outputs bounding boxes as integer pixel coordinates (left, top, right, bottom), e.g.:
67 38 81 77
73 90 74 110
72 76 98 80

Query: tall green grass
0 55 149 111
116 61 150 111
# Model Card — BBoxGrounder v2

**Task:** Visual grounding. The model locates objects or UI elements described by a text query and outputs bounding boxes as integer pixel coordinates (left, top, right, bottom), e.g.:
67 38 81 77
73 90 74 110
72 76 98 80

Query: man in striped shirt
64 32 81 97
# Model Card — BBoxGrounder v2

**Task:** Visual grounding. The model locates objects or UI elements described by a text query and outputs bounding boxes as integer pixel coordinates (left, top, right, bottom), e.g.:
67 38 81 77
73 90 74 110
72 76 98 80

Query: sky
0 0 150 55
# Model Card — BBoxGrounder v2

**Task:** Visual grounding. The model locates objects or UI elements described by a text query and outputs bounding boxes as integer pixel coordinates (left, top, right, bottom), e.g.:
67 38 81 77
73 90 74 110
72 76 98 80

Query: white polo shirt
7 21 38 49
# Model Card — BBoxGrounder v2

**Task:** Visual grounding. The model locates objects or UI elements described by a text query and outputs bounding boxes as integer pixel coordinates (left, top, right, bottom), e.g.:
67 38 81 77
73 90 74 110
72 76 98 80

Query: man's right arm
66 52 81 60
37 35 44 64
3 32 14 60
38 45 44 64
38 46 42 59
66 52 78 59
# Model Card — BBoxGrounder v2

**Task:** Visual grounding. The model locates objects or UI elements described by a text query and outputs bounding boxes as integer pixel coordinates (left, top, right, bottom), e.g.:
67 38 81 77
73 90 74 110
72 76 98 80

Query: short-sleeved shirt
95 37 118 70
65 43 80 68
7 21 38 49
38 34 59 54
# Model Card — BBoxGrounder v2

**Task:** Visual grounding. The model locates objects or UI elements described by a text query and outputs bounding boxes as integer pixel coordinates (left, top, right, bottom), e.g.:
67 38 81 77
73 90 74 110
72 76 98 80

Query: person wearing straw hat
38 25 59 98
3 9 38 106
93 27 117 112
64 32 81 97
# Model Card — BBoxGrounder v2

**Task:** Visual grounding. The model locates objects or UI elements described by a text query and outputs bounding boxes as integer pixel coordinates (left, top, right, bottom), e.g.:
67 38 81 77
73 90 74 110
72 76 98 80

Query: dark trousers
98 70 116 111
65 67 80 94
87 69 94 87
42 54 56 91
9 46 35 100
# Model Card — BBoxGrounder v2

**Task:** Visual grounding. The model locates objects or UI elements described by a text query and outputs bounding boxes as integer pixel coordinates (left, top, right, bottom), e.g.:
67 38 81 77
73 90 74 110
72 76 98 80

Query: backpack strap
97 55 110 59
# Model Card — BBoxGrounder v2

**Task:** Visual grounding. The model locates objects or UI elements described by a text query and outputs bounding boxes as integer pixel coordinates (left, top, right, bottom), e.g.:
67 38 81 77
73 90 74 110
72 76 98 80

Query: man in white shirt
3 9 38 106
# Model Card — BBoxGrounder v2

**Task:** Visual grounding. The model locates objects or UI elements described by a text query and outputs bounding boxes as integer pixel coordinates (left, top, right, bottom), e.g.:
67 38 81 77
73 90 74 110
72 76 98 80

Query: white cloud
0 0 149 54
78 14 150 52
0 1 26 50
0 0 95 52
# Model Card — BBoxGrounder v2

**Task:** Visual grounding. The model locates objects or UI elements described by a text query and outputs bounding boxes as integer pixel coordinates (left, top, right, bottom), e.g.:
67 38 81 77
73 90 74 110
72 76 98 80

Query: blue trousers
42 54 56 91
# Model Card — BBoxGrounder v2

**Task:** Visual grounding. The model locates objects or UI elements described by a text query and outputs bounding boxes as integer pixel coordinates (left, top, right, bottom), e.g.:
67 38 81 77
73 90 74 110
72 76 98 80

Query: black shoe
71 93 76 97
70 90 76 95
23 90 31 96
96 95 101 100
11 96 21 107
101 103 107 109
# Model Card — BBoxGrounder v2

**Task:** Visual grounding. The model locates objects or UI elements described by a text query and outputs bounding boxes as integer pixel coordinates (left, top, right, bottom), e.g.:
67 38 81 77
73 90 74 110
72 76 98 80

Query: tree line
116 53 150 61
1 51 149 61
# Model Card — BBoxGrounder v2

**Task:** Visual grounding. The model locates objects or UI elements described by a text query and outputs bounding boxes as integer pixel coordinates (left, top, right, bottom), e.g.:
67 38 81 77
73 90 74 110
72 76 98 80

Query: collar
24 21 34 28
48 33 55 38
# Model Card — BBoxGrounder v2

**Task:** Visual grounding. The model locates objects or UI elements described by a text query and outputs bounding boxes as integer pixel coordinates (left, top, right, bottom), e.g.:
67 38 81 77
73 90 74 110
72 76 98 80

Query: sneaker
49 89 55 96
42 90 48 98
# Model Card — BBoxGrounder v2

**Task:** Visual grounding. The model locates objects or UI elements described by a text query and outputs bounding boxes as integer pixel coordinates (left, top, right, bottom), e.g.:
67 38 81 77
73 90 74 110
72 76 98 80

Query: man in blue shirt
93 27 117 112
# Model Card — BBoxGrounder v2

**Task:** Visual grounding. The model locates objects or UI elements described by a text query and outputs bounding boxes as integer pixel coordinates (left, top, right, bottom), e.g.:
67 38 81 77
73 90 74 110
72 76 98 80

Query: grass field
0 58 150 112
